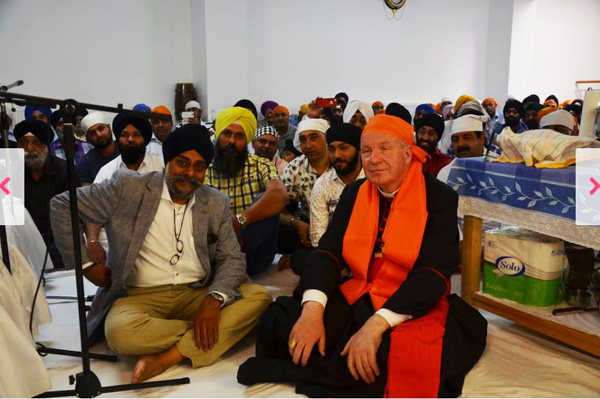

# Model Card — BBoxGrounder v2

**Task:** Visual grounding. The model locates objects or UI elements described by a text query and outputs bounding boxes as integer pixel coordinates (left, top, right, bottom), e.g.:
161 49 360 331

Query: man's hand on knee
83 264 111 287
193 295 221 352
288 301 326 367
341 315 389 384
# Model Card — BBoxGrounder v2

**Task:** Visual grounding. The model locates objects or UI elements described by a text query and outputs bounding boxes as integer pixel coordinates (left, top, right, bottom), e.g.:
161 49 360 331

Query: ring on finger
289 338 297 349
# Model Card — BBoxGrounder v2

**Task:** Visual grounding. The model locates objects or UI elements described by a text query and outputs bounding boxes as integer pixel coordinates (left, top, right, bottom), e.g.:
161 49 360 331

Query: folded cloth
493 127 600 168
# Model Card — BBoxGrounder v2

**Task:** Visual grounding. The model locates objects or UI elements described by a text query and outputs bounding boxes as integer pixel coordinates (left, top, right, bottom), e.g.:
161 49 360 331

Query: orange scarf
342 152 449 397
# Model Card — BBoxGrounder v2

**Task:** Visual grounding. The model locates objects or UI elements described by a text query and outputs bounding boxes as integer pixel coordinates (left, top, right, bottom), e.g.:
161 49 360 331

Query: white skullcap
343 100 374 124
293 118 330 150
81 112 107 134
540 110 574 130
441 97 452 104
451 114 488 136
185 100 201 110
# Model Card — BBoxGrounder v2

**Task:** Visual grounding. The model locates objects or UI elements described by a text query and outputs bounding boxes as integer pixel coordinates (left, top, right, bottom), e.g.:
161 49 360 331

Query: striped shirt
207 154 279 216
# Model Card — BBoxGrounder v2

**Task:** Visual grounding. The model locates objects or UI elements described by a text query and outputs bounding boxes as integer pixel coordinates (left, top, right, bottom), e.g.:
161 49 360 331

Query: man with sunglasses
77 112 120 185
51 123 272 384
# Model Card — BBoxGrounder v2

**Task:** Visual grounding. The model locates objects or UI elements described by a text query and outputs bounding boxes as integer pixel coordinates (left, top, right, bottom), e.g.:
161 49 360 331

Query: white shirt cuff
82 262 95 271
375 308 412 328
209 291 229 307
301 289 327 308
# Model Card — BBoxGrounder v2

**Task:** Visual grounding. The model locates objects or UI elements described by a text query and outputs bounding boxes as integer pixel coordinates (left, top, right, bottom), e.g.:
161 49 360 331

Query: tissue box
483 227 567 307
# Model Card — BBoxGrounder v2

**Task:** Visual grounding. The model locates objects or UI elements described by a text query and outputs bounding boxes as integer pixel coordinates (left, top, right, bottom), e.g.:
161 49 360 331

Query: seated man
238 115 487 397
146 105 174 157
206 107 288 275
50 124 272 383
77 112 120 185
16 119 79 269
252 126 288 176
415 113 452 177
272 105 297 155
310 123 363 248
540 109 576 136
342 100 374 131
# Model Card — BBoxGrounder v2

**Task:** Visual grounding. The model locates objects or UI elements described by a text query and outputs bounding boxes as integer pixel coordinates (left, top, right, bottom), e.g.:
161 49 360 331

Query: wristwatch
210 292 225 304
235 213 247 228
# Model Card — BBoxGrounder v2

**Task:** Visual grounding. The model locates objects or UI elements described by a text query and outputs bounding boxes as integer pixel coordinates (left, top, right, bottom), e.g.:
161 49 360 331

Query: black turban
545 94 559 105
414 113 445 138
13 119 53 146
522 94 540 105
385 102 412 125
503 99 525 118
564 103 582 118
326 123 361 150
234 99 258 120
112 114 152 146
162 123 214 165
524 102 543 113
50 110 63 129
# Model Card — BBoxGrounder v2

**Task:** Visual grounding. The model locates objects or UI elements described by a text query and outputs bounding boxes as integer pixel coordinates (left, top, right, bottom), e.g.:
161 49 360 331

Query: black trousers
238 291 487 398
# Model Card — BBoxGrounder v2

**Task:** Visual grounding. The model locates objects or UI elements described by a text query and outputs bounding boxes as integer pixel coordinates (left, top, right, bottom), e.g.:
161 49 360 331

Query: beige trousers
104 283 272 367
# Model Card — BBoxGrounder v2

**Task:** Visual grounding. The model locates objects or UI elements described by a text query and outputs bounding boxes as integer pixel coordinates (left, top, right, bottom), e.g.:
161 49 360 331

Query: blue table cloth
446 158 576 220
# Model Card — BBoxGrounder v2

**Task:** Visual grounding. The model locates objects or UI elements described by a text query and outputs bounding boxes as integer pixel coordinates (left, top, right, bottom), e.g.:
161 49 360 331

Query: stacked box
483 227 567 307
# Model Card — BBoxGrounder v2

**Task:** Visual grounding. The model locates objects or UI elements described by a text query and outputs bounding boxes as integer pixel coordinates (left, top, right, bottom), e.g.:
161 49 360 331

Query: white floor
36 268 600 398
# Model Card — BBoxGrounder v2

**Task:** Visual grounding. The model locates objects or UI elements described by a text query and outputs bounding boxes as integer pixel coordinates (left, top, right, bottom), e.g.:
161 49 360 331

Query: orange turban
152 105 172 116
435 103 441 113
543 99 557 108
483 98 498 107
362 114 428 162
273 105 289 116
454 95 476 114
537 107 556 123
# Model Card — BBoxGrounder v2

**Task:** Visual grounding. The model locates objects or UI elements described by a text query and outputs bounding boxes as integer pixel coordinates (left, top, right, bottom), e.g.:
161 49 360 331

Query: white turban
185 100 201 110
540 110 574 130
81 112 107 134
441 97 452 104
343 100 374 124
293 118 330 150
451 115 488 136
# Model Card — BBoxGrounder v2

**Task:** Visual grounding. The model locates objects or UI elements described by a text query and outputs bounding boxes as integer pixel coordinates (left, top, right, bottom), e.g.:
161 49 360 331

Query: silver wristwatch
235 213 247 228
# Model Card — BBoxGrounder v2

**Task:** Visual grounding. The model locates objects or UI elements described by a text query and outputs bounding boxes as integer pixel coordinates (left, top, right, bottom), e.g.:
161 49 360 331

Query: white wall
0 0 194 115
245 0 493 115
529 0 600 102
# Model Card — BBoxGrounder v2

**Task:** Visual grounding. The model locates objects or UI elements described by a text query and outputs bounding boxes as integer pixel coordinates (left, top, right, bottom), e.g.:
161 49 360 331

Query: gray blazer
50 169 246 340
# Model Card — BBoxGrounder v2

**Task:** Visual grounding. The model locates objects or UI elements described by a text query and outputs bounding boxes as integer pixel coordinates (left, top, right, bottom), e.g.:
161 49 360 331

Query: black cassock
238 174 487 397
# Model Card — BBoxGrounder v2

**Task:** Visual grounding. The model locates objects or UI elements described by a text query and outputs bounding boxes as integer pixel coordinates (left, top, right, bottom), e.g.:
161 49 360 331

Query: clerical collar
378 186 399 198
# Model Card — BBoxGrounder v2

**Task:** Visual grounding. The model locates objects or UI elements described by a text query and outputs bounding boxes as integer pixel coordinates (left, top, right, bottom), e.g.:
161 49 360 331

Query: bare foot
131 346 185 383
277 255 291 271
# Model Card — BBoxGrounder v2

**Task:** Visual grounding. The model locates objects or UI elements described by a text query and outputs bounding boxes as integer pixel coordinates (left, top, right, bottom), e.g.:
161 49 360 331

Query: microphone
0 80 24 91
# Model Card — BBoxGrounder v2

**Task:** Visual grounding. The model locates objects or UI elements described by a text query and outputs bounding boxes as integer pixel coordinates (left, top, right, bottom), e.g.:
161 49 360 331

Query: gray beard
25 147 49 169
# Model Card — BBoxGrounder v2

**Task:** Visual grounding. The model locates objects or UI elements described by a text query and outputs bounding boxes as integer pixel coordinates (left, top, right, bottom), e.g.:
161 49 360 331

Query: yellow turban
215 107 257 143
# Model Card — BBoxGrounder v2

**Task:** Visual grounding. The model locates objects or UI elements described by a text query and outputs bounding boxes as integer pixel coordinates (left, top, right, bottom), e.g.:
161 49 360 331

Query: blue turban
415 104 435 115
133 103 151 112
25 105 53 121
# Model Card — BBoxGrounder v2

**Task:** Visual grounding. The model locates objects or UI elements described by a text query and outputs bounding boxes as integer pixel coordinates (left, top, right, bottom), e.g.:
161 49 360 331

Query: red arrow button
0 177 10 195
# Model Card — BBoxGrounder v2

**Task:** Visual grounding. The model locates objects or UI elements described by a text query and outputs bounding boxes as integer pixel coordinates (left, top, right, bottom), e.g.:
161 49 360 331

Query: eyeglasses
170 238 184 265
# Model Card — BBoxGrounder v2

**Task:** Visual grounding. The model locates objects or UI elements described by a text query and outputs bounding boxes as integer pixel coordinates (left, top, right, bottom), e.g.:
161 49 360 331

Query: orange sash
342 153 448 397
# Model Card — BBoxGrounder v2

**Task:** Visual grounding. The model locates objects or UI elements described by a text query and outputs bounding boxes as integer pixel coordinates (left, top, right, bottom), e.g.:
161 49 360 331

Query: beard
416 138 437 155
333 150 360 177
213 142 248 178
25 146 49 169
119 142 146 166
94 135 113 150
505 115 521 127
165 172 201 200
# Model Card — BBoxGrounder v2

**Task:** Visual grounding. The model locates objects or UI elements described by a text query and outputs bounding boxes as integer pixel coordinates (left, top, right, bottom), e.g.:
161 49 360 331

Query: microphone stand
0 91 188 397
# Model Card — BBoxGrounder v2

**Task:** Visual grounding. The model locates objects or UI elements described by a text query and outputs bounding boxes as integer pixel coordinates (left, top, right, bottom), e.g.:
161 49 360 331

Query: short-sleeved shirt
282 155 332 220
310 168 364 246
77 145 120 184
206 154 279 216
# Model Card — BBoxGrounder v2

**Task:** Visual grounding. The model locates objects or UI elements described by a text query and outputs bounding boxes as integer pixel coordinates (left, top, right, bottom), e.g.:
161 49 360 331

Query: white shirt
93 152 165 184
146 134 163 158
309 168 364 246
126 181 205 287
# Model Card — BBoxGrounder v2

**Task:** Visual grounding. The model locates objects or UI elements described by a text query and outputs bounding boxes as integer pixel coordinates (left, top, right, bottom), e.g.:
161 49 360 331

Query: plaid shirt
207 154 279 216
